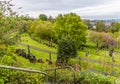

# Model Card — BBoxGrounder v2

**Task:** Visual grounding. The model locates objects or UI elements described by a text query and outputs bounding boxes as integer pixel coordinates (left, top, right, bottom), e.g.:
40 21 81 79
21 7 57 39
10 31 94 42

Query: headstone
109 49 114 57
38 59 44 63
46 59 52 64
86 51 90 57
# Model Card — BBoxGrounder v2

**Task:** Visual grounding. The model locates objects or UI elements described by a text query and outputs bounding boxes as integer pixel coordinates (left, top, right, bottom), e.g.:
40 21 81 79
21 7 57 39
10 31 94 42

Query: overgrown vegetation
1 0 120 83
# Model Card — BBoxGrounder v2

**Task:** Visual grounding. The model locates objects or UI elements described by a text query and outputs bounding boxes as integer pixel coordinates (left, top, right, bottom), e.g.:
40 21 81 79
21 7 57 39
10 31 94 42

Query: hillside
0 3 120 83
5 32 119 83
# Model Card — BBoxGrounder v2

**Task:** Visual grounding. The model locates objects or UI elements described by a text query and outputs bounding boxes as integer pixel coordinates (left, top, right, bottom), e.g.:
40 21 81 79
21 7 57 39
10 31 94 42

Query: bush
0 55 16 66
0 69 46 84
78 72 117 84
57 36 77 63
0 48 5 59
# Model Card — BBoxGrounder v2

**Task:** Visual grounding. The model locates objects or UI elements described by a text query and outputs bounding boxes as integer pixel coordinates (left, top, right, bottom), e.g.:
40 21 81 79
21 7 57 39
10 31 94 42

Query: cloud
10 0 120 19
11 0 108 10
70 0 120 19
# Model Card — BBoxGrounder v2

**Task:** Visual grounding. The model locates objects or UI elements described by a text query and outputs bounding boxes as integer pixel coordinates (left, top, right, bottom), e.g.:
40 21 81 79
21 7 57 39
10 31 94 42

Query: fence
19 44 120 79
0 65 48 83
44 66 75 83
21 44 120 67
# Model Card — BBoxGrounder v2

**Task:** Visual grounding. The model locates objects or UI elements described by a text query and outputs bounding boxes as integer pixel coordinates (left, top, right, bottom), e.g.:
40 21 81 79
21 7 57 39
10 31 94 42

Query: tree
111 22 120 33
83 19 92 29
96 20 108 32
0 0 26 46
57 36 77 63
104 34 117 49
39 14 47 21
54 13 88 48
28 20 53 41
48 16 54 23
89 31 117 49
0 0 16 16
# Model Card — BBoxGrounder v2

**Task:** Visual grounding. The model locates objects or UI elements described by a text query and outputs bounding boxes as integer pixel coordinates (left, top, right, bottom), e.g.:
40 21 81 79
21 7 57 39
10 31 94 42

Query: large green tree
54 13 88 48
39 14 47 21
28 20 53 41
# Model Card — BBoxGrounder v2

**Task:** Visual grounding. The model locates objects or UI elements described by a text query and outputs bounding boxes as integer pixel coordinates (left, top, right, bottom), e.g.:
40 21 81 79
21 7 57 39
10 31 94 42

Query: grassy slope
21 33 57 52
11 33 120 75
11 33 57 71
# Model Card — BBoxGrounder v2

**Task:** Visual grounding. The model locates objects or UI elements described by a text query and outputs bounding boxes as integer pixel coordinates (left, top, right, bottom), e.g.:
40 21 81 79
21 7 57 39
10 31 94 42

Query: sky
10 0 120 19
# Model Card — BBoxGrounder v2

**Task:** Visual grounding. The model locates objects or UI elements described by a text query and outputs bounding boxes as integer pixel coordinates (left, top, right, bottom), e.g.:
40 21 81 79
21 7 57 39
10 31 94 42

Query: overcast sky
10 0 120 19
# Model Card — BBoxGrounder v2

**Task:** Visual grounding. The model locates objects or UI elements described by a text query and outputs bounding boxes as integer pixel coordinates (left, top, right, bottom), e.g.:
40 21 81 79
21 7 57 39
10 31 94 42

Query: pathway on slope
20 43 57 54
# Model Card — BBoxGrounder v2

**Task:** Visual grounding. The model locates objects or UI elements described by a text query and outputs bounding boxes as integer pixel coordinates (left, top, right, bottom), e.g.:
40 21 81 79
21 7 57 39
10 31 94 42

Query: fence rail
44 66 75 83
0 65 48 83
19 43 120 77
20 43 57 54
20 43 120 68
77 57 120 67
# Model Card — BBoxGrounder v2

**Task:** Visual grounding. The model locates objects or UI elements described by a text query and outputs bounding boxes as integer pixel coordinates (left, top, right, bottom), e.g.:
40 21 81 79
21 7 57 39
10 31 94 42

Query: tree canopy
95 20 108 32
28 19 53 41
111 22 120 33
39 14 47 21
0 0 27 46
89 31 117 49
54 13 88 48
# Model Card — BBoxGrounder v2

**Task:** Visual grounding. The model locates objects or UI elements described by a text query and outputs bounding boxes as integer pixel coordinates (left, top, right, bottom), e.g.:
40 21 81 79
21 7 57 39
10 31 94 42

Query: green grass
21 33 57 52
13 45 57 71
8 32 120 76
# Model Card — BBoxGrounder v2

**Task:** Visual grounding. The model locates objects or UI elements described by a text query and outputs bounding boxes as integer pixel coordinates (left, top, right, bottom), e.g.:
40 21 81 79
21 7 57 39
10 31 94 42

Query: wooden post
49 52 52 60
27 45 30 55
79 58 80 65
54 69 56 83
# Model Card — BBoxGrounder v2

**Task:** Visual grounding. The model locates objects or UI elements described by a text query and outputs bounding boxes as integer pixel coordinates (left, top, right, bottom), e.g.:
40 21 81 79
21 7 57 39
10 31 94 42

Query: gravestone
38 58 44 63
109 49 114 57
46 59 52 64
86 51 90 57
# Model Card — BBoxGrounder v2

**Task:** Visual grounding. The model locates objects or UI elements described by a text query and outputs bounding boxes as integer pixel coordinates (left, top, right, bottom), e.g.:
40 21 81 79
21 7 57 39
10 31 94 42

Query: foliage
83 19 93 29
95 20 109 32
57 36 77 63
39 14 47 21
111 22 120 33
89 31 117 48
0 0 16 16
28 19 53 41
54 13 88 48
0 69 45 84
48 16 54 23
0 1 27 46
1 1 120 84
0 15 27 45
0 55 16 66
0 48 5 59
78 72 116 84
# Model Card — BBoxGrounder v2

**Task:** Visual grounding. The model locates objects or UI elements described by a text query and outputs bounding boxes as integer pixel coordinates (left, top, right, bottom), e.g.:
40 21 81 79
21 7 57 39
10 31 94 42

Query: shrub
0 55 16 66
78 72 117 84
57 36 77 63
